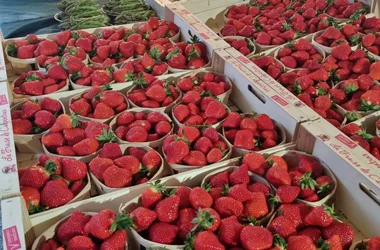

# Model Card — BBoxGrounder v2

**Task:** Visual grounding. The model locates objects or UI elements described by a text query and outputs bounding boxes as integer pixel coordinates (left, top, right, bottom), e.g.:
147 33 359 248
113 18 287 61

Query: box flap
0 82 19 197
165 3 230 50
1 197 26 250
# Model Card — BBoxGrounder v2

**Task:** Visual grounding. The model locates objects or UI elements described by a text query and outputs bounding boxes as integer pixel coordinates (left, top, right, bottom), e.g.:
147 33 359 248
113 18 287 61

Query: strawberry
67 236 96 250
12 119 33 134
148 222 179 244
209 171 229 188
103 165 132 188
38 40 59 56
57 210 90 243
234 130 255 150
20 165 56 189
21 80 44 96
34 111 56 130
241 226 273 250
155 195 180 223
20 186 42 213
142 180 164 208
287 235 316 250
17 45 35 59
256 32 272 45
368 237 380 250
73 138 99 156
229 164 249 186
331 44 351 60
242 152 267 176
266 166 291 188
164 137 190 163
129 207 157 232
191 231 225 250
298 227 321 243
305 204 339 227
321 221 354 250
228 184 253 202
243 192 269 219
247 182 271 197
62 158 87 181
100 230 127 250
218 216 244 247
189 187 213 209
40 181 74 208
214 197 243 218
270 185 300 204
268 215 297 239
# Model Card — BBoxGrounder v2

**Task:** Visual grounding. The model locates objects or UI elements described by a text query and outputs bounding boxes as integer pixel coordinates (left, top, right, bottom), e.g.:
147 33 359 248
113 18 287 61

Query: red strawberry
271 185 300 204
61 158 87 181
265 166 291 188
243 192 269 219
193 231 225 250
287 235 316 250
67 236 96 250
268 215 297 239
40 181 74 208
305 204 338 227
214 197 243 218
130 207 157 232
321 221 354 250
149 222 179 244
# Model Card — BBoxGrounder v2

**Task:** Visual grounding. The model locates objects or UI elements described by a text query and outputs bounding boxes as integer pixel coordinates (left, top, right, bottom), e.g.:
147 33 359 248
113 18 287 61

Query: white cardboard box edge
2 196 26 250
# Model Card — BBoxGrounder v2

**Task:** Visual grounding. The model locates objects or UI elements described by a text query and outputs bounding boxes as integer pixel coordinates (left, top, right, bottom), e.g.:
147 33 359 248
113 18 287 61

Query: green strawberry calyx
322 204 341 221
109 212 134 232
273 234 287 250
268 194 281 205
300 172 317 190
28 202 45 214
70 113 81 128
191 208 215 232
7 43 18 57
96 129 117 144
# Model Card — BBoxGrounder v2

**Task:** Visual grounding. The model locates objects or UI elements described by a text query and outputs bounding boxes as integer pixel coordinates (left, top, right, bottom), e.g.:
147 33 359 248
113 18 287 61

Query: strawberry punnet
7 34 41 59
71 65 115 87
222 112 282 152
267 202 354 249
166 33 209 70
276 39 324 69
127 73 181 109
224 37 256 56
89 143 162 189
264 153 335 203
314 26 361 49
172 92 229 127
176 72 231 101
19 155 88 214
69 84 128 120
42 114 116 158
252 55 284 80
12 98 63 135
37 210 129 249
111 110 172 143
13 70 68 96
340 122 380 160
163 126 230 167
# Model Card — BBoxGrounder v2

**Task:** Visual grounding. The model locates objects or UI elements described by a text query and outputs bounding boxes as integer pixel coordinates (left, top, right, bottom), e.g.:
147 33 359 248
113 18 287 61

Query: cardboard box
1 197 27 250
298 119 380 237
0 82 19 198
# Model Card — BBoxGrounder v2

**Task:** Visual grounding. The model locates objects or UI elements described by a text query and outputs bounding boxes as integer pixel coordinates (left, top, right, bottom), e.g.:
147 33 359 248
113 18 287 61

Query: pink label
181 9 191 14
272 95 288 106
0 94 8 106
4 226 22 250
237 55 250 64
335 134 357 149
199 33 209 40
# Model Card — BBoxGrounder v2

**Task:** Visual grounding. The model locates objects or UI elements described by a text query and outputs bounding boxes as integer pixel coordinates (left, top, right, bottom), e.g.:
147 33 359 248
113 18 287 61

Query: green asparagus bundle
103 0 157 21
114 9 156 24
56 0 109 30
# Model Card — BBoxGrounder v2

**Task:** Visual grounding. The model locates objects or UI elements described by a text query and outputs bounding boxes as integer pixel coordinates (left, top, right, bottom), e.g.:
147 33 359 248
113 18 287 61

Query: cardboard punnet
224 47 321 123
0 81 19 198
297 119 380 237
2 197 27 250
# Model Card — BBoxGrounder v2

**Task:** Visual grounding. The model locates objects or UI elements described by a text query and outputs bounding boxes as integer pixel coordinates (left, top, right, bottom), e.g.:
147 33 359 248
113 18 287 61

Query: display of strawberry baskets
1 0 380 249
